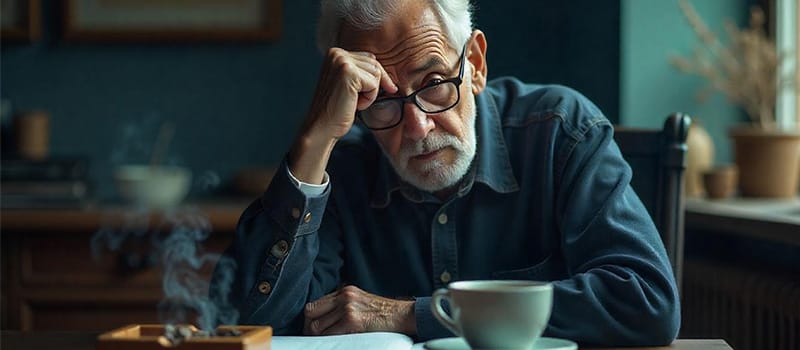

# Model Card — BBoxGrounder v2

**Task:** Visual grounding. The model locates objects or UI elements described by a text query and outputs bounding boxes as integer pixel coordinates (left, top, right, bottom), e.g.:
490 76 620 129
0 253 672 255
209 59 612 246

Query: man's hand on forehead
351 51 398 110
287 47 398 185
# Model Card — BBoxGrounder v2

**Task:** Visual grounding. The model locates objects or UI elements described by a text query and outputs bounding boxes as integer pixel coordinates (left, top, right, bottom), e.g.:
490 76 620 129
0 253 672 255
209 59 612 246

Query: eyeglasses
357 45 467 130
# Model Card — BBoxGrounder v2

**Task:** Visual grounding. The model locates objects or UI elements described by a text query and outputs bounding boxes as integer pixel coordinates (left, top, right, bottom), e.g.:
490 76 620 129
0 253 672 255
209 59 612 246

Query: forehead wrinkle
377 41 447 69
373 27 445 57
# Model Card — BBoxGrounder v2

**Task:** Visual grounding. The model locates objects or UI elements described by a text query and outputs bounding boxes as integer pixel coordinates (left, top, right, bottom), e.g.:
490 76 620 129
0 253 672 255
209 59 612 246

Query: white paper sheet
271 332 416 350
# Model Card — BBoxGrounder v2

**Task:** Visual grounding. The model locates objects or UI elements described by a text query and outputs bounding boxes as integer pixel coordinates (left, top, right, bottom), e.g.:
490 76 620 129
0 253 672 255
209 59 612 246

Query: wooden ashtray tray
96 324 272 350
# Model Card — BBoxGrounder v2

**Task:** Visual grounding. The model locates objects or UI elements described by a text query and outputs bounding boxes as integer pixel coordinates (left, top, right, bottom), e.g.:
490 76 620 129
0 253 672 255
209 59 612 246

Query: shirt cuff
286 166 329 197
261 159 330 237
414 296 455 341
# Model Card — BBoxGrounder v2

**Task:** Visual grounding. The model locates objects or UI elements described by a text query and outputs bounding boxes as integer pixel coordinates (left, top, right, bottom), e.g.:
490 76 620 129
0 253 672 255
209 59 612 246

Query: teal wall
620 0 751 164
475 1 620 121
1 0 322 198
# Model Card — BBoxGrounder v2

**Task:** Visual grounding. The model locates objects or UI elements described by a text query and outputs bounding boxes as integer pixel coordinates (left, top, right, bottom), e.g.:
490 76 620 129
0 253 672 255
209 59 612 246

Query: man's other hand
303 285 416 336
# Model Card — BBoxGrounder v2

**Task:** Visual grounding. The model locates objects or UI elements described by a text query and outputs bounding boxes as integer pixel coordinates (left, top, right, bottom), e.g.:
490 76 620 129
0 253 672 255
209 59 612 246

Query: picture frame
0 0 41 42
63 0 282 42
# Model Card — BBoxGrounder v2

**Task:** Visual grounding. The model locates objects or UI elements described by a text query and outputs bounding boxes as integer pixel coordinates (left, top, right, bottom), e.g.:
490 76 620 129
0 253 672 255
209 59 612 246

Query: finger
308 304 345 335
349 51 376 58
304 290 340 319
353 68 384 111
341 52 378 70
320 308 361 336
303 315 311 335
349 58 382 83
375 60 398 94
349 55 397 94
317 286 362 335
333 57 380 102
329 53 390 110
303 292 334 335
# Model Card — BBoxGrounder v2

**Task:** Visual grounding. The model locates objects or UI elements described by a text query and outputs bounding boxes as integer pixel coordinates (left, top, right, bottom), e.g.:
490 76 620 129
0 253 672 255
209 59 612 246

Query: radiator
682 258 800 350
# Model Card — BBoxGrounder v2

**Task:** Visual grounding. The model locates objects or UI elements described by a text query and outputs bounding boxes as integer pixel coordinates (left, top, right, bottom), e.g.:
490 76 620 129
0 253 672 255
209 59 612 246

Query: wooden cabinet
1 201 248 331
683 198 800 350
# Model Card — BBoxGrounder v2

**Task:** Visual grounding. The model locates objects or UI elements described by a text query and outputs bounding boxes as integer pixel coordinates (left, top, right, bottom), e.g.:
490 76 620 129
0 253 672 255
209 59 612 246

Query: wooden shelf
1 198 253 233
685 197 800 246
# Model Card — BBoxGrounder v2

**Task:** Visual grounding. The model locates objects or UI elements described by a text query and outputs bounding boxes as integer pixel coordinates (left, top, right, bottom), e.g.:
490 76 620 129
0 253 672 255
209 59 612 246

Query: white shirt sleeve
286 166 329 197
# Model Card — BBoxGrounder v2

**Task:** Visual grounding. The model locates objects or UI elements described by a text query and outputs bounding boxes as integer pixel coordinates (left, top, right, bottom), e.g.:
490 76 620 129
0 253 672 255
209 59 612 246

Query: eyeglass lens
361 81 459 129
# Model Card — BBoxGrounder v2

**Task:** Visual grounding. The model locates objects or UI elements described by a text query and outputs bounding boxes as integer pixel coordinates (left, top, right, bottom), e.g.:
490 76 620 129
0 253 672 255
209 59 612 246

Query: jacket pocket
491 254 555 281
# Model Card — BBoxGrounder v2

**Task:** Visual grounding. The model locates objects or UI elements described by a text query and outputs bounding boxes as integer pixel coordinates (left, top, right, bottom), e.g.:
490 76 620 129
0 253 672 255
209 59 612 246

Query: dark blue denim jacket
213 77 680 346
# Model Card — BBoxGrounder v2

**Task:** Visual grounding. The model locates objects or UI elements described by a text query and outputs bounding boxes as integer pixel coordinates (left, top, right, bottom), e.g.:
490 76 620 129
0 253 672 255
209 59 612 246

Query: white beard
384 93 477 193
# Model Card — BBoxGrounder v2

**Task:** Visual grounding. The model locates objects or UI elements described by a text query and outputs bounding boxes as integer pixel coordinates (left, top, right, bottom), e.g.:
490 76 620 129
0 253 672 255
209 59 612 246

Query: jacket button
258 281 272 295
304 212 312 223
270 240 289 258
440 270 451 283
438 213 448 224
291 208 301 219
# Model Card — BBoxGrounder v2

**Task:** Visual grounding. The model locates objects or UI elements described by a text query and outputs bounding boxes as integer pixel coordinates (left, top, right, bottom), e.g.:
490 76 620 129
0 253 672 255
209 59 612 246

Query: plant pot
729 127 800 198
702 165 738 199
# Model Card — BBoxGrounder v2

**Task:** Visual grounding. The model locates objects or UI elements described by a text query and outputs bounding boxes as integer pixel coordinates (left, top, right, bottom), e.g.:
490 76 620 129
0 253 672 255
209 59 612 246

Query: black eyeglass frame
357 44 468 131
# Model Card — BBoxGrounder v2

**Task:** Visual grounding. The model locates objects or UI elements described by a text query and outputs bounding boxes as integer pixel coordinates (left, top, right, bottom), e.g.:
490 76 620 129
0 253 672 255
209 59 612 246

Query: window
776 0 798 129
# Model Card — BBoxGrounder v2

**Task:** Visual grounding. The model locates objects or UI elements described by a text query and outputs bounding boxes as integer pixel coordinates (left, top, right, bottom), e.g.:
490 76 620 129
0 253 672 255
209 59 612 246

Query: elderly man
212 0 679 346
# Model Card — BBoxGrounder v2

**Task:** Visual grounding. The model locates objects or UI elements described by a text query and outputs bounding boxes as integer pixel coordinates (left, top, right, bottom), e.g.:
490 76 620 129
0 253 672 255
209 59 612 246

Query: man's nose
402 102 434 141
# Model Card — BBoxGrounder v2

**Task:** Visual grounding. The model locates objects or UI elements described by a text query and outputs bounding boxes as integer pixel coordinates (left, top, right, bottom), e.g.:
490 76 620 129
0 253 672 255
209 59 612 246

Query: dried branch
670 0 793 130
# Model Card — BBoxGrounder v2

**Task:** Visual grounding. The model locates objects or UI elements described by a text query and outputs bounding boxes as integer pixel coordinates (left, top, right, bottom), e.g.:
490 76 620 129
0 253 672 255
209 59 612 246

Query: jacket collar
369 91 519 208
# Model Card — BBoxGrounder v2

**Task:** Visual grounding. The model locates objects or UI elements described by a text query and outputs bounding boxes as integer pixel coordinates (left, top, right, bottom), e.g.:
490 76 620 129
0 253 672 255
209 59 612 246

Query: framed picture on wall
63 0 282 42
0 0 41 42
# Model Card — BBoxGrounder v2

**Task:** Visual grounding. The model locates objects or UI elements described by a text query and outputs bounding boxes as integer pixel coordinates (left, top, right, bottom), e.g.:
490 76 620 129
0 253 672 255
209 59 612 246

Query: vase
685 122 714 197
729 127 800 198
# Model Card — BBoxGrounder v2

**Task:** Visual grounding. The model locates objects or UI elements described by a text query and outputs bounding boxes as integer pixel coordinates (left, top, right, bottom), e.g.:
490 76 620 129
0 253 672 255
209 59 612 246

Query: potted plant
671 0 800 198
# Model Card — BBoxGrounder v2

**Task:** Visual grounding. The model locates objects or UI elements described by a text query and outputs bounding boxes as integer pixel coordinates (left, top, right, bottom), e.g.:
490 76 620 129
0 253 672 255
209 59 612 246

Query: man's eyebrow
409 57 448 76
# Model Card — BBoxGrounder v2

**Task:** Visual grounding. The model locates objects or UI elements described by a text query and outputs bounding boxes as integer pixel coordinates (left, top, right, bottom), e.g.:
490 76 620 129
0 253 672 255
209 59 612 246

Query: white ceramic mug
431 280 553 350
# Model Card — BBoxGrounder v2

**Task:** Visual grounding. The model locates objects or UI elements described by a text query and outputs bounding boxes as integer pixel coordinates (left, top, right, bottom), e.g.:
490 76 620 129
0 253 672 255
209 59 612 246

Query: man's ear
467 30 488 95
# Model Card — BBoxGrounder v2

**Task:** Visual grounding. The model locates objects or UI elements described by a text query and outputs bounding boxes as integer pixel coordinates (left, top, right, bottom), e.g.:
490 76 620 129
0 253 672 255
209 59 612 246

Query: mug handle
431 288 461 336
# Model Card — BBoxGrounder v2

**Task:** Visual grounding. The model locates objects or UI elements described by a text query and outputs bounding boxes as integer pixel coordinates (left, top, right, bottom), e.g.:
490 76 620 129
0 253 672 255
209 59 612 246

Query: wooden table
590 339 733 350
0 331 733 350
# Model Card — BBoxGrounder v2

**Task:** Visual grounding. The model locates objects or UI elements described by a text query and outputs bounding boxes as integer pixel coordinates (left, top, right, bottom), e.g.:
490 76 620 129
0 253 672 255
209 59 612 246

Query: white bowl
115 165 192 208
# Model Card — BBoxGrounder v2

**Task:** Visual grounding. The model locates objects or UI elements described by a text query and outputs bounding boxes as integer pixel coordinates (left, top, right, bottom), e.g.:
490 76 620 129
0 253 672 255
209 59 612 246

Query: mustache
400 132 461 158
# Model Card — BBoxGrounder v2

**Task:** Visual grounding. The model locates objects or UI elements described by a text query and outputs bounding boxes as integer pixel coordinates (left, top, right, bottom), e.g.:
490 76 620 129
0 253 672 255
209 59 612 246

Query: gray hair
317 0 473 53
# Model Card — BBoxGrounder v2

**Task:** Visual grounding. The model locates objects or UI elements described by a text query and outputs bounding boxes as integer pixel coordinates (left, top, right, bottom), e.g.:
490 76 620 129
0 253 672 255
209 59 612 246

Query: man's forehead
337 1 449 56
343 29 453 77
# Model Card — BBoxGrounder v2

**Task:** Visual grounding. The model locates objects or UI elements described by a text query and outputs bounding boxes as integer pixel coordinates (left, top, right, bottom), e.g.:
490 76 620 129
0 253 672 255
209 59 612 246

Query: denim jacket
213 77 680 346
